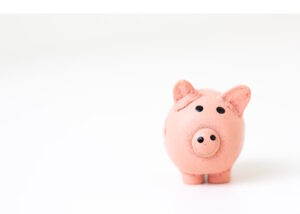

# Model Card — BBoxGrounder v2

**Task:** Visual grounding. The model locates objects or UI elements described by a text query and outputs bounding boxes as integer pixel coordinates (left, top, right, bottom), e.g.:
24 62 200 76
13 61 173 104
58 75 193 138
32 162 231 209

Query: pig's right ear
173 80 198 102
173 80 200 111
173 80 199 103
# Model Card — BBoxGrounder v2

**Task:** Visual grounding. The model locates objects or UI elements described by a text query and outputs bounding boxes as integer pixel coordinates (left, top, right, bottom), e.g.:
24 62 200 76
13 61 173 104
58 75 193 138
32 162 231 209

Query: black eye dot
195 105 203 112
210 135 216 141
197 136 204 143
216 107 225 114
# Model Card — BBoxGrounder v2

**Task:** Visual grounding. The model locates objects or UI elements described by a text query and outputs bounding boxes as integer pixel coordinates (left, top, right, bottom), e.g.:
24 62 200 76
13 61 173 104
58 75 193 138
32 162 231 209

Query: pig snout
191 128 220 158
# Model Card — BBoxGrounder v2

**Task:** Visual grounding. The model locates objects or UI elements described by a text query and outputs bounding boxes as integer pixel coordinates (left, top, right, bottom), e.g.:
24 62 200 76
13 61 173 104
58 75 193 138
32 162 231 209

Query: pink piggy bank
164 80 251 184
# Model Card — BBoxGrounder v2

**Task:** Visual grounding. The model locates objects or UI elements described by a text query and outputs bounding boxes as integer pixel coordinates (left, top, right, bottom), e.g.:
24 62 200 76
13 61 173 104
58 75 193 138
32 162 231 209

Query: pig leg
181 172 205 185
208 168 231 184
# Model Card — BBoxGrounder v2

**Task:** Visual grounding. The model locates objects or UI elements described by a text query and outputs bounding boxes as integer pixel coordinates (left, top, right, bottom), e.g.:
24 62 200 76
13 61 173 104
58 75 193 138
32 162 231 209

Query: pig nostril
210 135 216 141
197 136 204 143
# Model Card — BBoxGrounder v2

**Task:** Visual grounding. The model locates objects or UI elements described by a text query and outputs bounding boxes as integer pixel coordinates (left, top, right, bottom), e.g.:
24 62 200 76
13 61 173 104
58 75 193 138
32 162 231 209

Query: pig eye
216 106 225 114
195 105 203 112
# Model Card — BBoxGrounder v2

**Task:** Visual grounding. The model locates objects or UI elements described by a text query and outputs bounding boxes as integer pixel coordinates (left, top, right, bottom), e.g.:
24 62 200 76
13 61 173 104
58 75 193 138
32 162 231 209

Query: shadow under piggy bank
232 159 298 184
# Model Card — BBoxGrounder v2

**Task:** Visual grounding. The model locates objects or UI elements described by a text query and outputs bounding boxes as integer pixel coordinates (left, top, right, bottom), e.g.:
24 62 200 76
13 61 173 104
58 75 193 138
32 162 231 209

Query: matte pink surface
164 80 251 184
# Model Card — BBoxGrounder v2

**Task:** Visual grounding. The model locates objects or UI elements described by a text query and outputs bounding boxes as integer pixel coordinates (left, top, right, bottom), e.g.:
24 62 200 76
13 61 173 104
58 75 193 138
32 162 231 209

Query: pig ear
222 85 251 116
173 80 197 102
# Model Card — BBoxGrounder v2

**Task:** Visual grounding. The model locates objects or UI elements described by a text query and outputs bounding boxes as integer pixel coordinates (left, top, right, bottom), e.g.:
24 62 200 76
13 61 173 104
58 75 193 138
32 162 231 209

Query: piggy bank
164 80 251 184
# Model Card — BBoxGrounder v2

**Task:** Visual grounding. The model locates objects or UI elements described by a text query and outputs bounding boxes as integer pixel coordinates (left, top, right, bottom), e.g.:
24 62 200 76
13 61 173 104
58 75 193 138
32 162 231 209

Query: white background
1 0 300 13
0 15 300 214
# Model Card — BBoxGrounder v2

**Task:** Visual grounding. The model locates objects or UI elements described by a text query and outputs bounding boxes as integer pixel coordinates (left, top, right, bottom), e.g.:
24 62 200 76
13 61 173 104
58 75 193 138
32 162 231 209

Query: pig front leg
181 172 205 185
207 168 231 184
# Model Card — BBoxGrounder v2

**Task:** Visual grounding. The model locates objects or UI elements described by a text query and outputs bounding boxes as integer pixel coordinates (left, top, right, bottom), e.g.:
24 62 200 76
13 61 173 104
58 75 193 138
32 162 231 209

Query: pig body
164 80 251 184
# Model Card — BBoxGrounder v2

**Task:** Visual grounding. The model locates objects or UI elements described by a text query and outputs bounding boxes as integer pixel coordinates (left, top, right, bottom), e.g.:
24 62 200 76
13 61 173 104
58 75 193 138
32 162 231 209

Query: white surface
0 15 300 214
1 0 300 13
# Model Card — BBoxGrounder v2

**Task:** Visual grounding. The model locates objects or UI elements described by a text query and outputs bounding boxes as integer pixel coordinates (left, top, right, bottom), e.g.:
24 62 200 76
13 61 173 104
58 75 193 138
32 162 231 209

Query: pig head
164 80 251 183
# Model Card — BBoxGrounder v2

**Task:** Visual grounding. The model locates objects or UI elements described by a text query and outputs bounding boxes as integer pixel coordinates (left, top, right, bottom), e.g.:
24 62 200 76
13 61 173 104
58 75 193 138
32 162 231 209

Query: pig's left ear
222 85 251 116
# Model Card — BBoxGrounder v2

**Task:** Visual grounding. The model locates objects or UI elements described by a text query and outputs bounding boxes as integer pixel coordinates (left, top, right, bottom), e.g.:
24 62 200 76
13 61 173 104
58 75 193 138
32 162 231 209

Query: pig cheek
215 113 245 154
179 114 202 139
165 110 200 153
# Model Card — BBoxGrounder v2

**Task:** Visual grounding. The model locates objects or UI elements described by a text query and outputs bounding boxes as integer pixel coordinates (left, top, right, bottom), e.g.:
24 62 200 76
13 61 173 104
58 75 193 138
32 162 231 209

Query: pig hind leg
181 172 205 185
207 168 231 184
